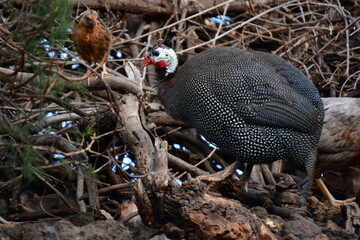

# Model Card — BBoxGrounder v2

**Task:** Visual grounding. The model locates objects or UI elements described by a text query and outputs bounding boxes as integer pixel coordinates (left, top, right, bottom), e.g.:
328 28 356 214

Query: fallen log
134 172 276 240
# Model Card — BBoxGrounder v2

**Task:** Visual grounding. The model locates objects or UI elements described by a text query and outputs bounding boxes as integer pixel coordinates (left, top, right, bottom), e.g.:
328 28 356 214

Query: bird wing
247 83 319 133
95 24 112 63
221 68 320 134
182 48 321 134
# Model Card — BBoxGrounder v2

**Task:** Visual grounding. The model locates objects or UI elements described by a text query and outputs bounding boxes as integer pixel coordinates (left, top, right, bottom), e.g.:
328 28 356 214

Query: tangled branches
0 1 359 235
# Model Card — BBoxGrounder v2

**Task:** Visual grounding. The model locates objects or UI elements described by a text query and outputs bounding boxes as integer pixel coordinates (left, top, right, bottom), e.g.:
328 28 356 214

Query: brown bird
59 10 112 82
315 97 360 205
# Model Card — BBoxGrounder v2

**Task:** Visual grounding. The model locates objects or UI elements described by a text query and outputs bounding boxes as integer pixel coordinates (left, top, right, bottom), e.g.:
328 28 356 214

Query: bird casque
143 43 324 186
59 10 112 82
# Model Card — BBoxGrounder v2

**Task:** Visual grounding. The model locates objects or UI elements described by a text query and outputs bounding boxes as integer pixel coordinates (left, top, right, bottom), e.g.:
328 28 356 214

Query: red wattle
154 60 167 68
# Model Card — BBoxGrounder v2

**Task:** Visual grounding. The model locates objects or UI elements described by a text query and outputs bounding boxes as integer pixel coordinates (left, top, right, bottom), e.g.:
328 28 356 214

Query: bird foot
315 178 356 206
196 162 238 182
100 70 112 78
87 70 112 85
329 198 356 206
86 69 112 85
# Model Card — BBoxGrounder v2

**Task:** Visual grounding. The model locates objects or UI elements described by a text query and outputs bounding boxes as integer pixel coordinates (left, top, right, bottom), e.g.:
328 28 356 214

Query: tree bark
68 0 251 17
135 172 277 240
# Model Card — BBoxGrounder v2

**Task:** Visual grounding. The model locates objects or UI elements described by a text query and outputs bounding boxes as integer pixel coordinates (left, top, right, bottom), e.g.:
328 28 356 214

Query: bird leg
98 53 112 79
240 163 254 192
315 178 356 206
100 63 112 79
196 161 240 182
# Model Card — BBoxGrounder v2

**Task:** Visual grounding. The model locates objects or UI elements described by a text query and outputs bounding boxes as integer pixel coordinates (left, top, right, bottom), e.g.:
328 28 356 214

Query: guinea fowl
59 10 112 82
316 97 360 205
143 43 324 189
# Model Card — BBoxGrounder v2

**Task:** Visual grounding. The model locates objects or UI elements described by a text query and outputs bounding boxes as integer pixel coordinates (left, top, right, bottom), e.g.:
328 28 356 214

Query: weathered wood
317 98 360 171
0 67 142 95
153 138 168 172
134 178 160 228
89 75 143 95
118 94 156 173
315 97 360 205
135 172 276 239
68 0 251 17
343 203 360 234
167 153 207 177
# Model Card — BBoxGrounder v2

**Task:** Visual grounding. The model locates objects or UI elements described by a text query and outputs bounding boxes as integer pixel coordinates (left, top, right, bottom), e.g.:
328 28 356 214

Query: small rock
283 214 322 239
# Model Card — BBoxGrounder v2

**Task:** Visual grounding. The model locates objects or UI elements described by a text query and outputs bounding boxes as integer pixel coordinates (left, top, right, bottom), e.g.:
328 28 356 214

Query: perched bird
315 97 360 205
59 10 112 82
143 43 324 189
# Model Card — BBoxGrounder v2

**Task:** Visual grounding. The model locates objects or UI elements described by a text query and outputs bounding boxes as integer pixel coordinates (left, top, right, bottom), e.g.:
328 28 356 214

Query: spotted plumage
143 45 324 184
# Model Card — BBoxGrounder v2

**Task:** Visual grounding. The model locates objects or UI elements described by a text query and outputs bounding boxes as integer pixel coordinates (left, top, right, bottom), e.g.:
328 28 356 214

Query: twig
79 182 134 200
113 0 236 47
178 0 303 54
212 2 230 46
177 147 217 179
34 172 74 209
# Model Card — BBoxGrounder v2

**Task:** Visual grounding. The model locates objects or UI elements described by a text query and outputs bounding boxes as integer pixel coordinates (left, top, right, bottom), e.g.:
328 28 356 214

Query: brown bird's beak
88 15 98 24
142 55 154 67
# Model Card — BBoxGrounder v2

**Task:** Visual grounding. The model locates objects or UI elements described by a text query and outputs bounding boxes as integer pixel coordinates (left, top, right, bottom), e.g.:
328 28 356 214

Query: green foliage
0 119 29 142
33 74 53 94
0 119 42 182
52 80 90 95
85 125 96 137
9 0 71 55
63 164 75 181
86 164 105 181
20 148 41 183
32 0 71 44
2 0 72 92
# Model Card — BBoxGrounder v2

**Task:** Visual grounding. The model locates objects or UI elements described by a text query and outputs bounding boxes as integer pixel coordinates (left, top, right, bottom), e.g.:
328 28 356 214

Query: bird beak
142 55 154 67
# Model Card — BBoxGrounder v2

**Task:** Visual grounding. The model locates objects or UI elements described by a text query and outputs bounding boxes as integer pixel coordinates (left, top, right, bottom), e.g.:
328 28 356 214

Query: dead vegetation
0 0 359 239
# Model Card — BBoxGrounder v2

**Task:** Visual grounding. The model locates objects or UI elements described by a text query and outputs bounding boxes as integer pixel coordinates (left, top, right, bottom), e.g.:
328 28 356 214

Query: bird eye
152 50 159 57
